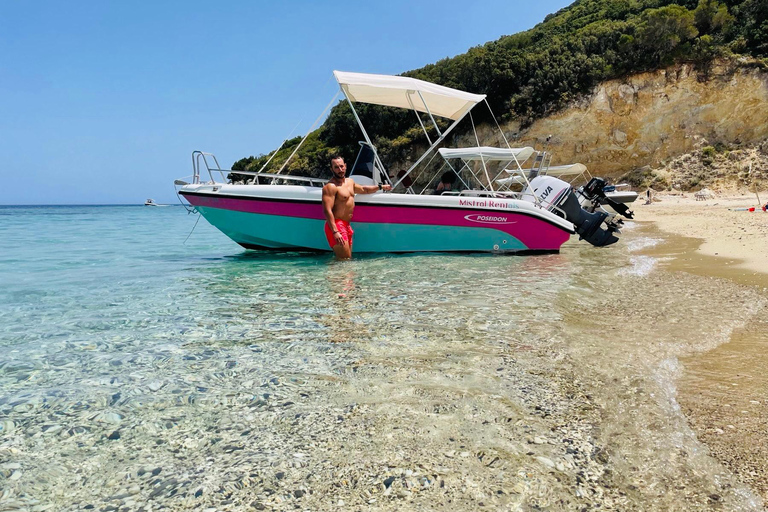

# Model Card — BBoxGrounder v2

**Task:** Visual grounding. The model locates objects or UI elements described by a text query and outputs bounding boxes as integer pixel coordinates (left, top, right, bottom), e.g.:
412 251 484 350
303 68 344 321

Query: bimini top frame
437 146 539 199
496 163 590 187
333 70 487 191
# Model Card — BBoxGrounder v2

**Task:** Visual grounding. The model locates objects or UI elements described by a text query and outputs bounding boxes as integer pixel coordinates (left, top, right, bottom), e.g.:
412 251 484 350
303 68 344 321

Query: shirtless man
322 156 391 259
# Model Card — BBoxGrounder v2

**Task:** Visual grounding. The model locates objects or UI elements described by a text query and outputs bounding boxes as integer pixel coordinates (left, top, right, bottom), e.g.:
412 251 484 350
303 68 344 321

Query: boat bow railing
192 151 226 184
190 151 326 187
234 171 326 187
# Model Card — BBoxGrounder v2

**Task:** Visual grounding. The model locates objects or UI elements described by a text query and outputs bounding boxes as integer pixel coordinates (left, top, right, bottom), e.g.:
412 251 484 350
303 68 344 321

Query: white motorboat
176 71 632 253
144 199 169 207
495 160 637 218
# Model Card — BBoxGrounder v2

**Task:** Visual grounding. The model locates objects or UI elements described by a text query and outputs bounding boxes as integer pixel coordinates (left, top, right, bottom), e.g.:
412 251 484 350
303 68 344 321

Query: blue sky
0 0 572 205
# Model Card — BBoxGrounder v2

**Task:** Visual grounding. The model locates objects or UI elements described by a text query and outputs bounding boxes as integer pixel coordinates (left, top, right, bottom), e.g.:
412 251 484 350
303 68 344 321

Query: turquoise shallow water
0 205 766 511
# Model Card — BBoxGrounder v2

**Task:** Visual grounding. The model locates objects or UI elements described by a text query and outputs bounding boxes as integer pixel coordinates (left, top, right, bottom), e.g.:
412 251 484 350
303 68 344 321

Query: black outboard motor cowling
581 177 634 219
555 189 619 246
524 175 628 247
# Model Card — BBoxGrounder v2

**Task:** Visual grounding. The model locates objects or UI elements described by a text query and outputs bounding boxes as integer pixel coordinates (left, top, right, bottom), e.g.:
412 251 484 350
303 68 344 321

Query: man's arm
353 181 392 194
322 184 345 246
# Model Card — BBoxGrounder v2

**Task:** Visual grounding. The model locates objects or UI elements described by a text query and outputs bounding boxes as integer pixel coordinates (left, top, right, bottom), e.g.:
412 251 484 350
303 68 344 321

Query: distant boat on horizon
144 199 169 207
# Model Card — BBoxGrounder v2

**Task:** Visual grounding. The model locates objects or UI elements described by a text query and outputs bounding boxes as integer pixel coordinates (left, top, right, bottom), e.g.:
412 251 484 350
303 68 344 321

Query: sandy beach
638 191 768 280
637 191 768 502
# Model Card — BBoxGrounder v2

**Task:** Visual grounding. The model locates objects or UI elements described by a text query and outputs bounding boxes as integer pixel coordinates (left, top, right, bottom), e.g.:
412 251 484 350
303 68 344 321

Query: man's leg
326 221 350 259
333 222 353 259
332 242 351 259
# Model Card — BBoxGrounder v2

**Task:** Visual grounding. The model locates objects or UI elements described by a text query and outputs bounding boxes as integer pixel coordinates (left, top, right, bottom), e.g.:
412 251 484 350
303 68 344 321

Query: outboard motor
579 177 635 220
523 176 628 247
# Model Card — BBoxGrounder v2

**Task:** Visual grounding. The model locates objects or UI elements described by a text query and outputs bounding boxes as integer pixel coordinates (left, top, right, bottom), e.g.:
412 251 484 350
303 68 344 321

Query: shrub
701 145 716 165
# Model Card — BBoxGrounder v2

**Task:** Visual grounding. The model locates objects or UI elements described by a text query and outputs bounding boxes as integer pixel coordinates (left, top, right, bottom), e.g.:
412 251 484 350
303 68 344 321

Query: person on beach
322 156 391 259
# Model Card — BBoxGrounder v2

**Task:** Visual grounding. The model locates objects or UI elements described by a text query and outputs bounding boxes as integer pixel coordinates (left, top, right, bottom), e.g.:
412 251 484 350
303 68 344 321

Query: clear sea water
0 205 765 511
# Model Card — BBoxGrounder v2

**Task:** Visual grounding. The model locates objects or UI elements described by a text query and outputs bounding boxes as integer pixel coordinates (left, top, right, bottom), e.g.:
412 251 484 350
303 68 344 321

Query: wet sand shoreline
637 193 768 503
638 192 768 282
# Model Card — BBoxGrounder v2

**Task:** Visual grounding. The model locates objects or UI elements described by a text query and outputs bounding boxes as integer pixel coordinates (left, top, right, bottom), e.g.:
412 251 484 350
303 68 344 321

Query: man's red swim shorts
325 220 354 248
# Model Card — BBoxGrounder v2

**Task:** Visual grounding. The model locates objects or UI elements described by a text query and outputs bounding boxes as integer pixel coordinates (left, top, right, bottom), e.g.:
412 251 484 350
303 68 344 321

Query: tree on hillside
694 0 734 34
638 5 699 63
737 0 768 55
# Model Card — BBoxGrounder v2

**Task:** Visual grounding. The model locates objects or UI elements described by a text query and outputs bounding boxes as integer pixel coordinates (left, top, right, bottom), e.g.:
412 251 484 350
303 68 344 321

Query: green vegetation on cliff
233 0 768 179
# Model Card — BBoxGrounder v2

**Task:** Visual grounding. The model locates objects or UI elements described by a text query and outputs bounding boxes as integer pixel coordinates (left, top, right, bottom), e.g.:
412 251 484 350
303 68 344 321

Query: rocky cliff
452 59 768 187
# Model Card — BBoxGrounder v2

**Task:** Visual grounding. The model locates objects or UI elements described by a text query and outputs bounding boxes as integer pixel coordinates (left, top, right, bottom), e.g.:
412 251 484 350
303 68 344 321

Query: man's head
330 156 346 179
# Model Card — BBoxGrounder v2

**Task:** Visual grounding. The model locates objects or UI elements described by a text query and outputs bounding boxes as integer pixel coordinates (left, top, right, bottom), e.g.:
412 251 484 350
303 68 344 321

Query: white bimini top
333 70 486 120
438 146 535 163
